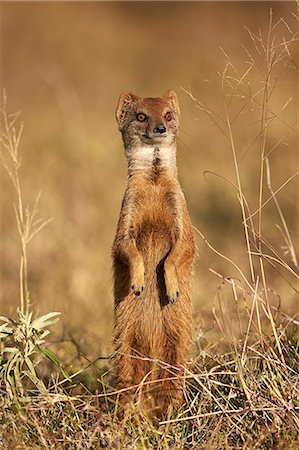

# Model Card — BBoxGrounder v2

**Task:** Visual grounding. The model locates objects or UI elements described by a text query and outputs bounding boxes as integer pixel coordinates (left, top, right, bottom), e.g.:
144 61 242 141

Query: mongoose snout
154 123 167 134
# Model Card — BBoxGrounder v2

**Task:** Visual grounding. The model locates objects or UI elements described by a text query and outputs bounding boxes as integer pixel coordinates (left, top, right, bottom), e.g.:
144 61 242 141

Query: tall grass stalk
0 92 66 403
0 91 52 315
185 6 298 340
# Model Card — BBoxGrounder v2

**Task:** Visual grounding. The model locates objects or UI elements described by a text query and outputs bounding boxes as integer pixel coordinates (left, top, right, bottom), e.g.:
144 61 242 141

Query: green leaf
1 347 20 354
14 359 24 396
23 369 48 396
0 316 16 325
31 312 61 330
37 346 72 382
3 352 20 397
0 322 13 338
24 356 37 378
24 356 48 395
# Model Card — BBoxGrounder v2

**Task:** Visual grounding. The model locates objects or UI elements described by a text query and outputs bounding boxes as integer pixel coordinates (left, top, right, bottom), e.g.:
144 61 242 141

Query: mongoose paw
131 260 145 297
168 290 180 305
164 259 180 304
131 284 144 297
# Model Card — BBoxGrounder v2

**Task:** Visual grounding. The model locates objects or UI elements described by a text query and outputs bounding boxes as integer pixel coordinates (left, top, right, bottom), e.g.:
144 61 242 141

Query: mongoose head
116 91 180 149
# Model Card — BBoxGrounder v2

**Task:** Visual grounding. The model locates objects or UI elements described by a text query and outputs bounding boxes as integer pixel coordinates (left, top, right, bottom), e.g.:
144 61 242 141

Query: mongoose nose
154 123 167 134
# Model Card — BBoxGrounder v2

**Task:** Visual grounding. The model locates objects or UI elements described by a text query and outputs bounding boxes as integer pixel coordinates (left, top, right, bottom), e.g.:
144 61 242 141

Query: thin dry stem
0 92 51 316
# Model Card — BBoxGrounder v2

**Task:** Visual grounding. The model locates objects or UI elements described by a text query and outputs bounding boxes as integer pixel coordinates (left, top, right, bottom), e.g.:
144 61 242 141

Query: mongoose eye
137 113 147 122
165 112 172 121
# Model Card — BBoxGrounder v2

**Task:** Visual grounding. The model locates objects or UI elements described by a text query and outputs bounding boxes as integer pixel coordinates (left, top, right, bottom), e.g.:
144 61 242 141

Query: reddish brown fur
112 91 196 416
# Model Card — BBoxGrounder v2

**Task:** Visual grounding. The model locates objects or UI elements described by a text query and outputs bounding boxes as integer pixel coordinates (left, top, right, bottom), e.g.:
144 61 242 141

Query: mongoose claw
168 290 180 305
131 285 144 297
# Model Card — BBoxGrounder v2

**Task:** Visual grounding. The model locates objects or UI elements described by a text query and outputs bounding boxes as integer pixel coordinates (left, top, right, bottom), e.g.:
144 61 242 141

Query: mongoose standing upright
112 90 196 415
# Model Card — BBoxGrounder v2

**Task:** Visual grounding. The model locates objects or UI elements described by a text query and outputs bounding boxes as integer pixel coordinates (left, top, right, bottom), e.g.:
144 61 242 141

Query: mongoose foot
131 259 145 297
131 285 144 297
168 290 180 304
164 258 180 304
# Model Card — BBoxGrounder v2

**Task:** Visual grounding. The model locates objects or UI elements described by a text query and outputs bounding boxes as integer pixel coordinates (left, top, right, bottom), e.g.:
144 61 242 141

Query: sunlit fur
112 91 196 416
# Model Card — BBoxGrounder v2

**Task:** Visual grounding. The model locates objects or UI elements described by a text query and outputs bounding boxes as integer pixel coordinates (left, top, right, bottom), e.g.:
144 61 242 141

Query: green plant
0 92 67 404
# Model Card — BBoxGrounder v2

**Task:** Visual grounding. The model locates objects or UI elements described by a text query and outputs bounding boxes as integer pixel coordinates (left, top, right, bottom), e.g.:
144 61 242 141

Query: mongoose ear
163 90 180 116
116 91 139 130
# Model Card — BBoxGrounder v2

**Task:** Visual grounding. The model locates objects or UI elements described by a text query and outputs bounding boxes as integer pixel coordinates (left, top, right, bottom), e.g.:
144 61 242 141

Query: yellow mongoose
112 90 196 415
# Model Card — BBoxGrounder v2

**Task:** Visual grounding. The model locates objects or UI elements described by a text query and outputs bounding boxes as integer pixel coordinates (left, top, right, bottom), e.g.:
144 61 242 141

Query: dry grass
0 2 299 449
0 328 298 449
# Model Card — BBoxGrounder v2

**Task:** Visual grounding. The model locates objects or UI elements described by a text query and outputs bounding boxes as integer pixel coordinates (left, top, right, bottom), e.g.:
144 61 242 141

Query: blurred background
0 2 297 366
